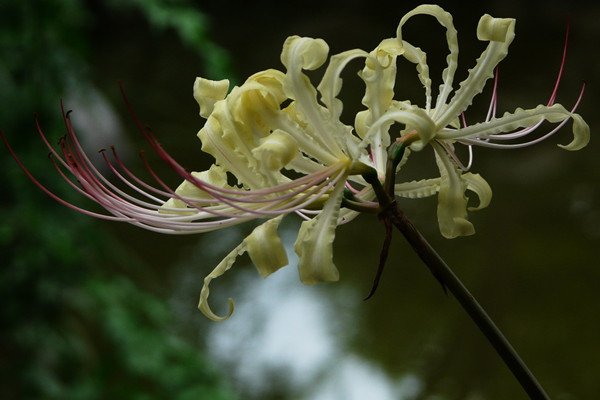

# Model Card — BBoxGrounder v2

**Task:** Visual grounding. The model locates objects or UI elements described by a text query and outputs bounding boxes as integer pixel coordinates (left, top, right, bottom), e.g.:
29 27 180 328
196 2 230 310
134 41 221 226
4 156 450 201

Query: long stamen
485 68 499 122
547 16 570 107
4 88 351 233
465 82 585 149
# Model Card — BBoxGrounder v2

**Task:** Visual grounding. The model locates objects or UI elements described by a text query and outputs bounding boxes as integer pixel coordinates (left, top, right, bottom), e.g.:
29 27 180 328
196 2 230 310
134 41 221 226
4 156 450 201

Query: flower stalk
369 142 550 400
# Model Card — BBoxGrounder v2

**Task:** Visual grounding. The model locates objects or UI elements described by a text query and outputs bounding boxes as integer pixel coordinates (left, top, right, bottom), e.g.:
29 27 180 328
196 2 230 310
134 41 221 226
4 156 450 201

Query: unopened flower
2 5 588 320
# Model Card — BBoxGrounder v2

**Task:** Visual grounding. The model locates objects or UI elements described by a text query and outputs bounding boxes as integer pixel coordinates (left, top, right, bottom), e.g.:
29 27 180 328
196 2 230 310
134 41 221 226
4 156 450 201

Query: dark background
1 0 598 399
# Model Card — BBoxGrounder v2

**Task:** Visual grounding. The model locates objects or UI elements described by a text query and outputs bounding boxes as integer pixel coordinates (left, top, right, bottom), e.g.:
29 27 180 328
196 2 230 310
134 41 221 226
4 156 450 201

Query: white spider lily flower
2 5 589 320
360 5 589 238
2 34 389 321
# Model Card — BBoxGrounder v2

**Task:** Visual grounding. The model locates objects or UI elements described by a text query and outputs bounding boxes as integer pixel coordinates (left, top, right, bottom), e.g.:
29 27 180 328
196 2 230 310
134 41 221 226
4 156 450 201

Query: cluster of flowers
3 5 588 320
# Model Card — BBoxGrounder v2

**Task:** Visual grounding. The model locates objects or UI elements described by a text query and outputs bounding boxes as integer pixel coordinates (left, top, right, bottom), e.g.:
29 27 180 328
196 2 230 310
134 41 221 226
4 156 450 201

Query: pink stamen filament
3 94 355 233
463 82 584 149
454 22 581 152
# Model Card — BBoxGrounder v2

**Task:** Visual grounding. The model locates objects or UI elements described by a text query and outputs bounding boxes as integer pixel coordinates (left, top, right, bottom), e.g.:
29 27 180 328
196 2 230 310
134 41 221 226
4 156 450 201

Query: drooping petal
394 172 491 214
294 179 347 285
463 172 492 211
433 142 475 238
198 216 289 321
558 113 590 151
198 240 245 321
244 215 289 278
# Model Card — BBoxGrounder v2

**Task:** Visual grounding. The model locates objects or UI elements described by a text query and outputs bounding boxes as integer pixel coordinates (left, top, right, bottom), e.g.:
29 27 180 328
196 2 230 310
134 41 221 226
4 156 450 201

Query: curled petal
354 110 371 140
318 49 369 120
397 4 458 114
198 106 263 189
194 77 230 118
435 15 515 129
463 172 492 211
281 36 329 71
558 113 590 151
294 180 346 285
394 172 491 214
198 241 245 321
361 38 404 113
198 216 289 321
477 14 515 42
281 36 353 162
362 106 435 151
252 129 298 171
198 71 291 189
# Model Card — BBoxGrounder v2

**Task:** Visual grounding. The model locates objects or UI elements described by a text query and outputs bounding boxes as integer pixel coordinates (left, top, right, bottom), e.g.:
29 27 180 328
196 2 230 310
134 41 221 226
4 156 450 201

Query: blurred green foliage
0 0 235 399
105 0 233 81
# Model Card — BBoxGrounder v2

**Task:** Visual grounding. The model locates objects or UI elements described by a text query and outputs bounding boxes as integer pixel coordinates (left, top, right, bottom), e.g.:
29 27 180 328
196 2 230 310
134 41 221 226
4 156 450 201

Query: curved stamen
464 82 585 149
485 68 499 122
547 16 570 107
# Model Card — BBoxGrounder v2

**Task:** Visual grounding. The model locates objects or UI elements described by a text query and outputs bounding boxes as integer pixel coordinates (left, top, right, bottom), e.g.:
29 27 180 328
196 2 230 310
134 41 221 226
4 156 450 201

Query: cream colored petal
252 129 298 171
193 77 230 118
361 106 436 152
396 41 432 112
437 104 589 151
318 49 368 121
281 35 329 71
294 180 346 285
558 113 590 151
276 102 343 167
433 143 475 238
477 14 515 42
244 216 289 278
198 71 293 189
397 5 458 115
435 14 515 129
360 38 404 116
199 98 263 189
356 38 404 173
395 178 441 199
161 165 230 214
198 240 246 321
280 36 350 161
198 217 289 321
463 173 492 211
178 165 228 199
